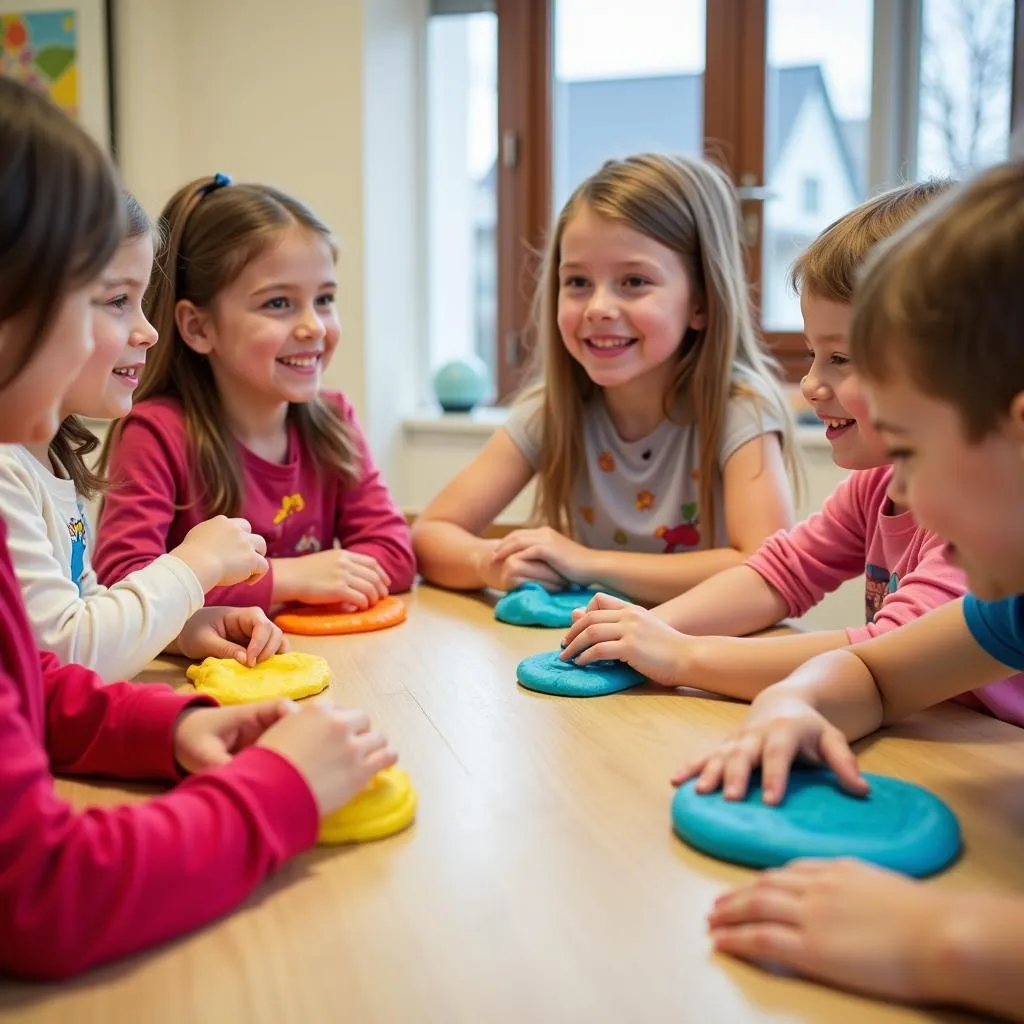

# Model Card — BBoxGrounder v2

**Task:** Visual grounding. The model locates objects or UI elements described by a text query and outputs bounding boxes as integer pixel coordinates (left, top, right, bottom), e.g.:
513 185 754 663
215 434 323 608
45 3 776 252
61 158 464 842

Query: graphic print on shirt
655 502 701 552
67 511 87 594
865 563 899 623
635 489 655 511
597 450 615 473
578 505 595 526
294 523 322 554
273 492 305 525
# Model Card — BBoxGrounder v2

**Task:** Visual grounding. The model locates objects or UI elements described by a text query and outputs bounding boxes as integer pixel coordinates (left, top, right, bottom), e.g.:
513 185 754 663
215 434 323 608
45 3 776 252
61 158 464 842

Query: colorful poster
0 10 78 118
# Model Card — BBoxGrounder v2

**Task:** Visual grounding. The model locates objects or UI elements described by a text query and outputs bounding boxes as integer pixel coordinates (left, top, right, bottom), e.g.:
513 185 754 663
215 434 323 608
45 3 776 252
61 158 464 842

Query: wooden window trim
496 0 551 402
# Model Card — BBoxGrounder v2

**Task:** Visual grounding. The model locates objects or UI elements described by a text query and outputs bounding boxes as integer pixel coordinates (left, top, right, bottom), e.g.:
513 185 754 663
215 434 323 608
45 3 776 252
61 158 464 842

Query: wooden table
2 585 1022 1023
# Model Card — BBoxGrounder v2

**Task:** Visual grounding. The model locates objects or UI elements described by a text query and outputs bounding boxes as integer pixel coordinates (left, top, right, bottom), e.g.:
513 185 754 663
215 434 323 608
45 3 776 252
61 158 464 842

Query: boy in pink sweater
560 178 1024 727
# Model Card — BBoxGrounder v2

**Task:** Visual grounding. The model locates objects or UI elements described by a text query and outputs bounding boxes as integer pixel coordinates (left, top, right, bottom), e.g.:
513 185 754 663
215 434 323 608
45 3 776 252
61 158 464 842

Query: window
916 0 1015 178
426 0 1024 396
425 2 498 398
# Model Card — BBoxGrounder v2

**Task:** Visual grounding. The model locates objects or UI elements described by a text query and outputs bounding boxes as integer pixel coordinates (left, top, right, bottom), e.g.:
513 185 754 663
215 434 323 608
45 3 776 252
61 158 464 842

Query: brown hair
791 178 955 303
521 153 797 545
850 162 1024 440
102 176 360 517
0 76 123 391
50 192 154 500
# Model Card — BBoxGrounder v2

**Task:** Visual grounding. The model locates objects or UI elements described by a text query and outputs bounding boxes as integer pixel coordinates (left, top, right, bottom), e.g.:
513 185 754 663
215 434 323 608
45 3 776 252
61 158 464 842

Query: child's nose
800 368 831 403
585 286 618 320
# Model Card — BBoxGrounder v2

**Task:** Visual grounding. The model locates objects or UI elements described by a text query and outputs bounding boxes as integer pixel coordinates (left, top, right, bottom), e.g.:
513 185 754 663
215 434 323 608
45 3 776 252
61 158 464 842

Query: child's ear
688 299 707 332
175 300 213 354
1009 391 1024 444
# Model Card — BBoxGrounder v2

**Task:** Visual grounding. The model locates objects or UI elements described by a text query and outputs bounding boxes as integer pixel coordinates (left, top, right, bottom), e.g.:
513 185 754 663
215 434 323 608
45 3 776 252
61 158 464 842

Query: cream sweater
0 444 204 681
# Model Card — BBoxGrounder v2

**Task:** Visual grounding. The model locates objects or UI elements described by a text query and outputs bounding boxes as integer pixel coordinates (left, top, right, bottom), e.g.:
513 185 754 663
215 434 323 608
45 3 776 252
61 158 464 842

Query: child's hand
173 516 269 591
173 700 294 774
490 527 593 587
475 541 565 593
559 593 691 687
271 549 391 609
671 692 868 803
256 699 398 815
708 858 954 1004
173 606 288 667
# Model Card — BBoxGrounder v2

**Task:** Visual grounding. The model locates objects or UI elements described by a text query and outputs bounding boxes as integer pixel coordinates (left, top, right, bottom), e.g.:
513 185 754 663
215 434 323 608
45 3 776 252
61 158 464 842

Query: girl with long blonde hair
414 153 798 604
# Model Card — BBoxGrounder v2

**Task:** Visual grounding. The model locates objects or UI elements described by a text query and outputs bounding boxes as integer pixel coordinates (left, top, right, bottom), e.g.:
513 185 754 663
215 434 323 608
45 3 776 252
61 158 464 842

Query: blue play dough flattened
671 767 962 878
516 650 646 697
495 583 627 628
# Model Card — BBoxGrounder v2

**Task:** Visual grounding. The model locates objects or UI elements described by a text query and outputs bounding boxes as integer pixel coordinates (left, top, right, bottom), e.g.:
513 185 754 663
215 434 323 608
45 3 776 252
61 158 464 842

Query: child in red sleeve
95 176 415 613
0 78 398 980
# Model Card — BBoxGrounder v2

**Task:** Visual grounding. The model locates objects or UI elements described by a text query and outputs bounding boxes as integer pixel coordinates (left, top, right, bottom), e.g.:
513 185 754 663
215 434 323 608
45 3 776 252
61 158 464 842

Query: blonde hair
54 191 154 500
791 178 955 303
102 176 360 517
522 153 796 545
851 162 1024 440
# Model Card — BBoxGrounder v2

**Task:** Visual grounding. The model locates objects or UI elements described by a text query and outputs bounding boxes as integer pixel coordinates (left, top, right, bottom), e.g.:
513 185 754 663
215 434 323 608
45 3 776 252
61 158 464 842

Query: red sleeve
203 573 276 614
333 396 416 592
94 409 187 588
0 658 318 980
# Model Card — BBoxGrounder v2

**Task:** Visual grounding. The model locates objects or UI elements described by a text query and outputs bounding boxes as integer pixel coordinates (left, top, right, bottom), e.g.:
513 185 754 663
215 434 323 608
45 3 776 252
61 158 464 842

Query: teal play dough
495 583 627 628
671 767 961 878
516 650 646 697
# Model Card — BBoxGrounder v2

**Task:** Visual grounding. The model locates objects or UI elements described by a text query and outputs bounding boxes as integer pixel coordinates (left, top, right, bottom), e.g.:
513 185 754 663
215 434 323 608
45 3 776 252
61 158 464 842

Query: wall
112 0 426 483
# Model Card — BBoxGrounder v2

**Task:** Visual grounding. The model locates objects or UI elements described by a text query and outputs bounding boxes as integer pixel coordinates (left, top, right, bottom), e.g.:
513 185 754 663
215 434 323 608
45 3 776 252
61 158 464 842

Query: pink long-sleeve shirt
95 392 415 611
747 465 1024 727
0 517 318 980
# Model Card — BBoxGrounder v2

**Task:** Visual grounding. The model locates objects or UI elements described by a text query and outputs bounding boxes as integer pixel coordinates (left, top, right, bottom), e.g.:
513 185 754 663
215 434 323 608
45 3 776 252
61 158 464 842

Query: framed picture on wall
0 0 115 153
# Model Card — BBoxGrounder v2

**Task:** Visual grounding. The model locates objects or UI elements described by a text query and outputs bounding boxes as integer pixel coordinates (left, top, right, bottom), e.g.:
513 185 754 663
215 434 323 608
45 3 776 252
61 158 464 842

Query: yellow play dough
318 766 418 845
185 652 332 705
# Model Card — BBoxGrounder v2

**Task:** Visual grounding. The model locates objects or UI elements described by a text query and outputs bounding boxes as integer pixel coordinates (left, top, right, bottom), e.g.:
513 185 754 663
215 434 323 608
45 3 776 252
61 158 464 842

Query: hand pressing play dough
318 766 418 845
671 767 962 878
274 595 407 636
495 583 630 628
516 649 646 697
185 651 331 705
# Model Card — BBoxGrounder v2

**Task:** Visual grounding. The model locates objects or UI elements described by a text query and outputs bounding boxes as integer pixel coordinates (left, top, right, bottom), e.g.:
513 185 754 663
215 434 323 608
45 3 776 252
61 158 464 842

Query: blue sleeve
962 593 1024 670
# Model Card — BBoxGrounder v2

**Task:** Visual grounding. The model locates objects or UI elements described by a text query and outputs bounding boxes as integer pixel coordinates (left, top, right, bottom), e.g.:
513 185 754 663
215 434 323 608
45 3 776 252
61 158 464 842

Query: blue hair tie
198 172 232 200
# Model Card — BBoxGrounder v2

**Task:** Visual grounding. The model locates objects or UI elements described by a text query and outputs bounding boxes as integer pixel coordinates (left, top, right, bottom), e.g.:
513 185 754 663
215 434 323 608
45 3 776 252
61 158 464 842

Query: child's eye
106 295 129 312
830 353 850 366
315 293 336 307
561 276 589 289
264 297 290 310
623 275 650 288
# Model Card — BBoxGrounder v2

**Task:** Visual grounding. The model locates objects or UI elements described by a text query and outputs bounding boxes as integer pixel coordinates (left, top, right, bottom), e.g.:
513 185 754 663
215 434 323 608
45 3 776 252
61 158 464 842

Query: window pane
762 0 873 332
426 12 498 395
916 0 1014 178
552 0 706 213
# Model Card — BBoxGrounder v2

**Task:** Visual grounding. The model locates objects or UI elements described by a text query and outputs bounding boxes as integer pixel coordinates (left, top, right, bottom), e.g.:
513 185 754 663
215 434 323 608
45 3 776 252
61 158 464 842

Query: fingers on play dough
495 583 632 628
317 767 418 845
274 595 407 636
516 650 645 697
186 652 332 705
671 767 962 878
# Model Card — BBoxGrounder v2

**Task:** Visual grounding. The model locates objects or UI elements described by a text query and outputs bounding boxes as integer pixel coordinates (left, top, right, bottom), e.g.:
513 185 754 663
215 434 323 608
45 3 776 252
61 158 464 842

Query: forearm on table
585 546 750 606
684 630 851 701
652 564 789 635
928 892 1024 1022
764 648 886 741
412 521 497 590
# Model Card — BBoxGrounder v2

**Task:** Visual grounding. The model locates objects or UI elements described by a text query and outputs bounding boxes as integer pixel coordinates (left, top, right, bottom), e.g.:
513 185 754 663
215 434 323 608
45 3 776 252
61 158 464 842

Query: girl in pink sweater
561 178 1024 727
94 176 415 614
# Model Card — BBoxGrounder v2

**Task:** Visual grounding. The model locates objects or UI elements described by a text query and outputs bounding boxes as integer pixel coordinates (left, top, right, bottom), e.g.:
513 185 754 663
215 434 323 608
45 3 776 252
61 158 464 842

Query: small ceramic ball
433 356 490 413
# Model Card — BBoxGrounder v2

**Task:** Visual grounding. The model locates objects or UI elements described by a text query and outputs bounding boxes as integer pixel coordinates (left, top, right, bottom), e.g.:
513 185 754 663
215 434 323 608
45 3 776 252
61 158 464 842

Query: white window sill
403 407 832 449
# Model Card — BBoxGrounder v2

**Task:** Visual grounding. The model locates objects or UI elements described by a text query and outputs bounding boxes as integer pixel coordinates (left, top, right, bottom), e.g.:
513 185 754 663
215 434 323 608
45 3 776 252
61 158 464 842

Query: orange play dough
274 595 407 636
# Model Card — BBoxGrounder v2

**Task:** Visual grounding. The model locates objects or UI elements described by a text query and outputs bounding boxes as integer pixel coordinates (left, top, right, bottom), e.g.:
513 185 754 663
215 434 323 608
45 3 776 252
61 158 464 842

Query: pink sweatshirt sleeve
746 470 875 618
845 533 965 644
0 655 318 980
95 409 188 588
332 395 416 592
